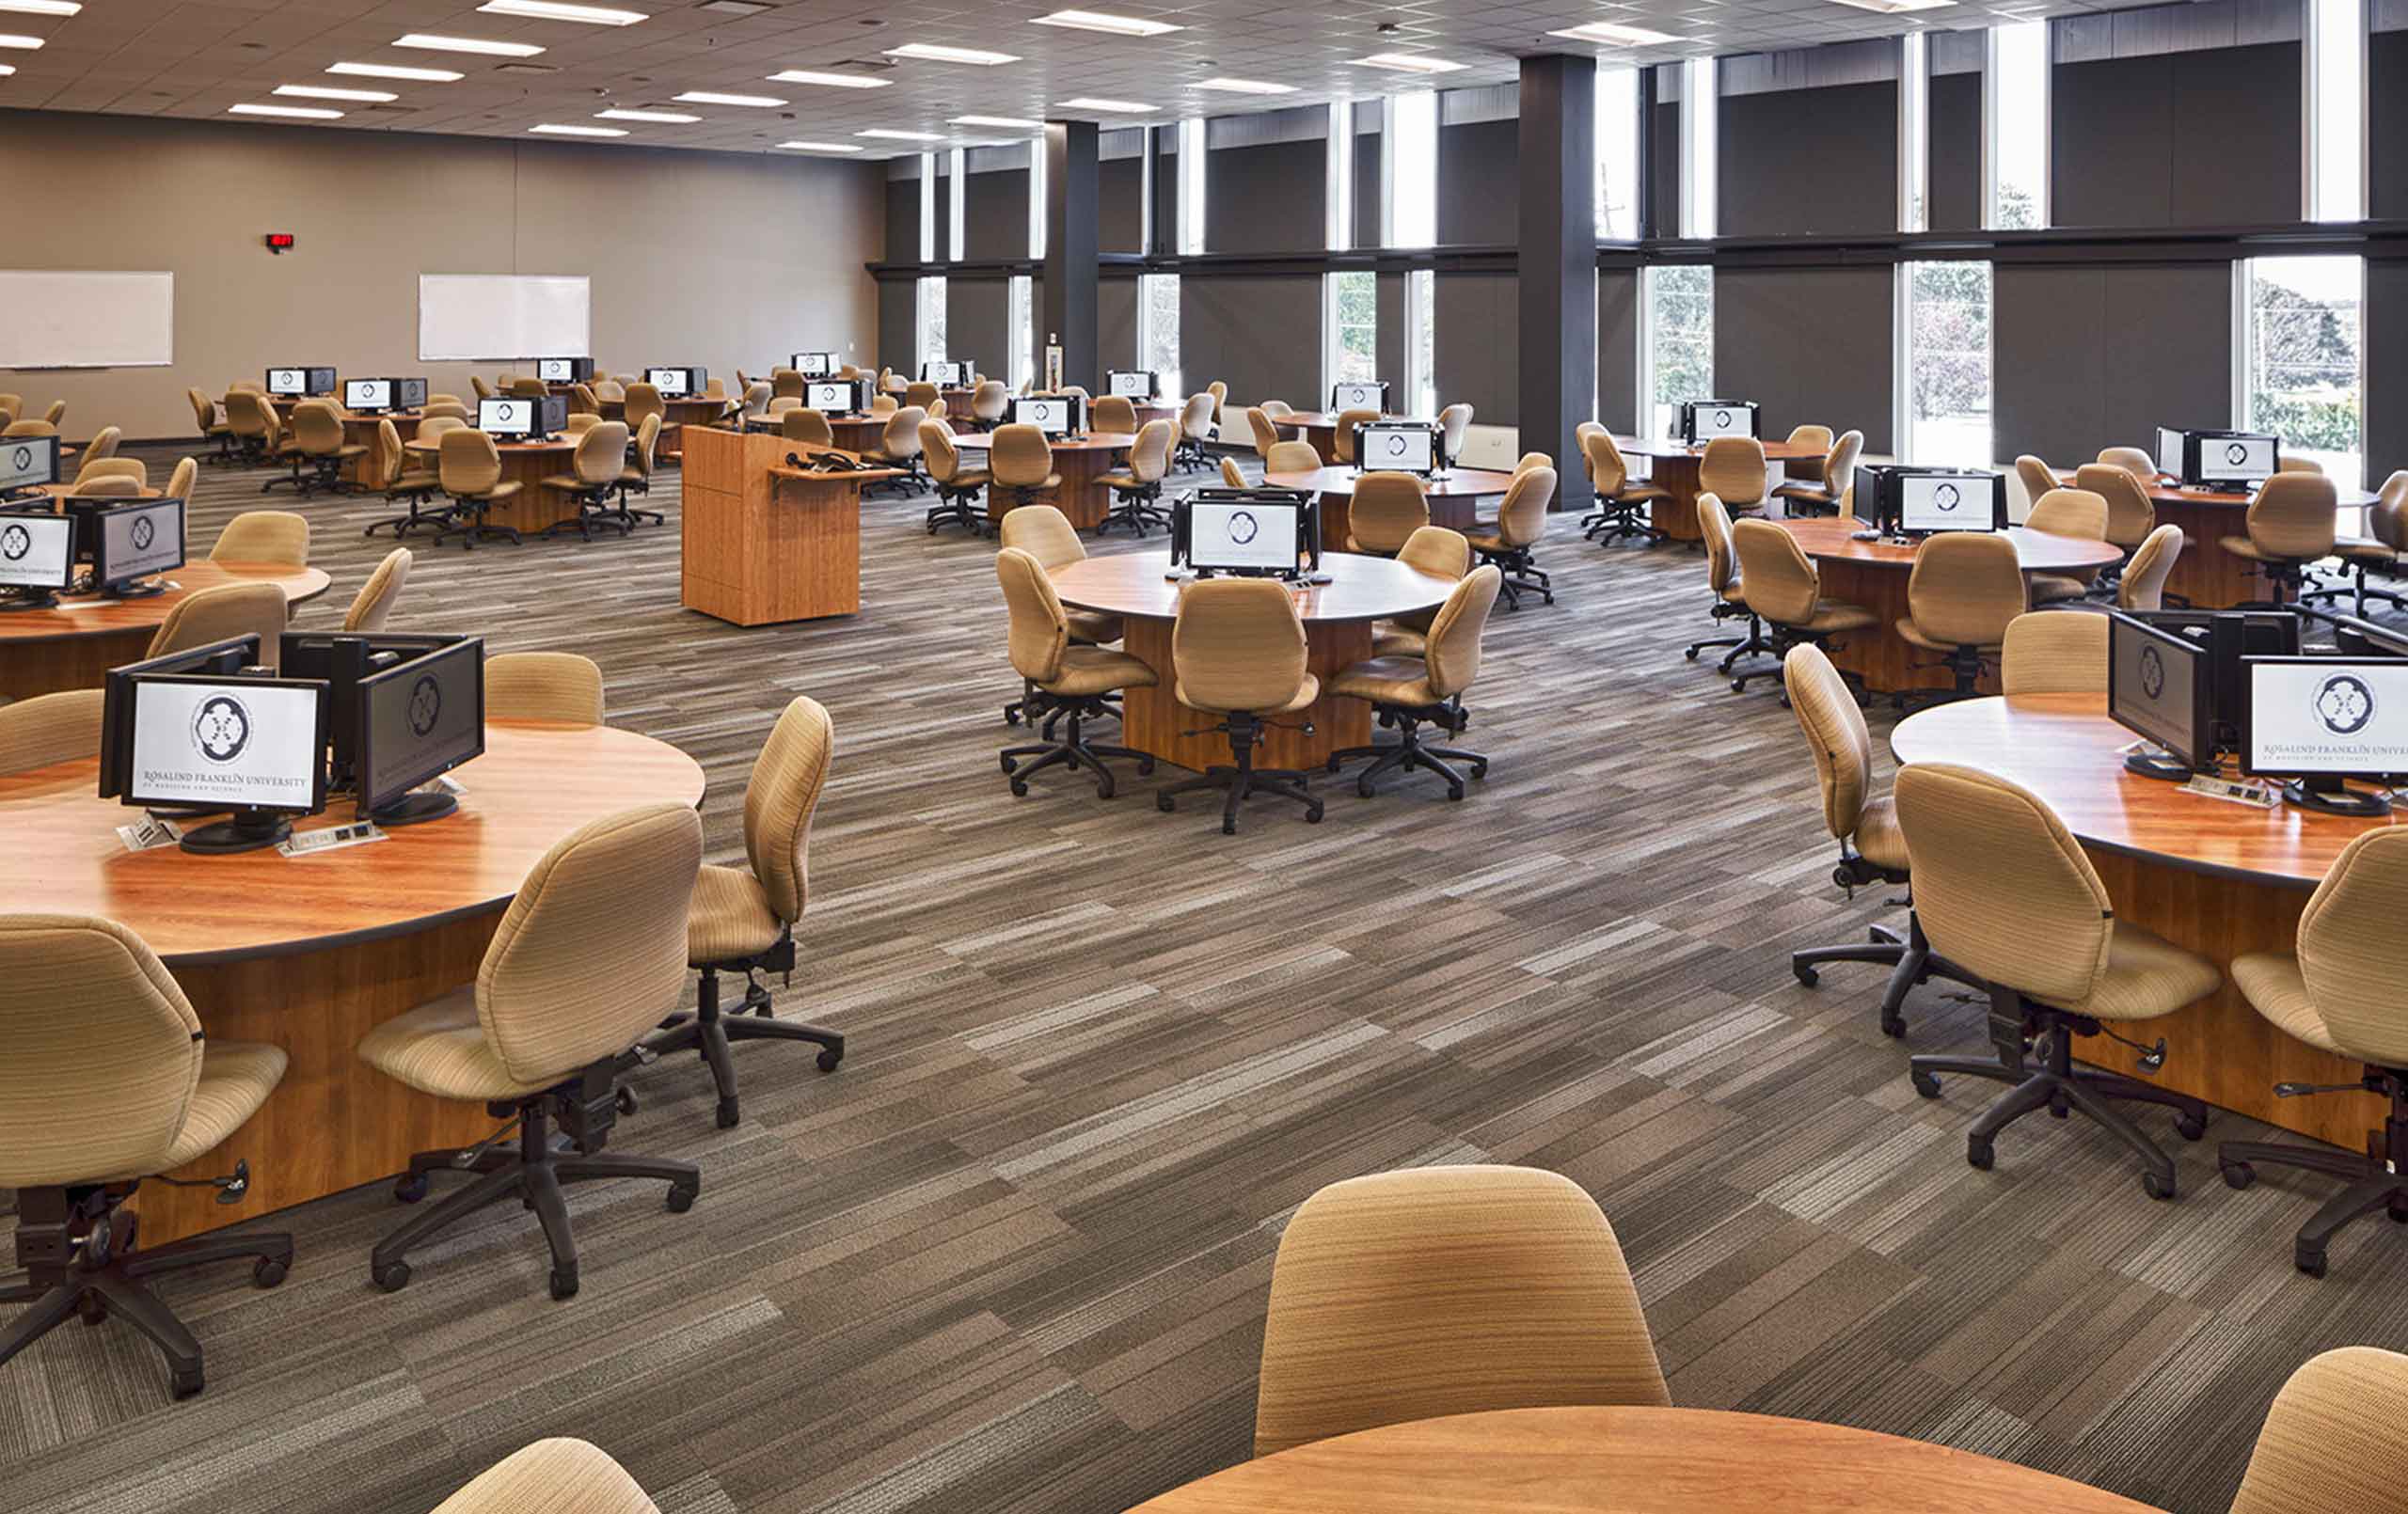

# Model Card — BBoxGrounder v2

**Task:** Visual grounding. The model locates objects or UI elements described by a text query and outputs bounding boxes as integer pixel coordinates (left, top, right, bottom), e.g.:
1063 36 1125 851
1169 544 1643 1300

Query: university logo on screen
135 687 312 800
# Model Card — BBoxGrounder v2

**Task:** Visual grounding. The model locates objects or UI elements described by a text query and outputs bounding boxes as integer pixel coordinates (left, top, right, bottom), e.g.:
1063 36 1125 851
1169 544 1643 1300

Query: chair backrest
1421 565 1502 701
1246 406 1283 457
905 381 941 412
1584 429 1632 496
869 393 899 417
2247 471 2338 560
421 400 469 422
997 503 1085 570
225 393 270 439
1206 379 1228 419
974 380 1010 420
508 377 547 400
164 456 195 500
1217 456 1247 487
1178 391 1214 438
1697 435 1767 506
1253 1165 1667 1459
629 413 661 481
773 369 806 401
1331 407 1381 464
1906 530 2026 648
1395 524 1471 585
477 804 701 1087
571 383 602 417
2027 486 2109 541
737 381 770 418
42 400 64 427
1127 418 1173 482
430 1439 662 1514
82 424 120 463
486 651 604 724
624 383 666 429
213 509 309 566
0 687 103 776
145 582 287 666
2074 463 2158 549
2229 1348 2408 1514
374 418 407 487
1349 472 1432 554
591 379 625 403
562 413 600 437
990 423 1054 488
2118 523 2184 610
1731 516 1823 625
343 547 412 632
417 416 468 445
2014 455 2060 508
1257 398 1291 418
741 696 833 929
2278 453 2323 475
574 421 629 485
921 418 962 482
767 397 802 415
1092 394 1138 434
1264 440 1322 475
471 376 495 401
187 388 218 432
1823 429 1864 493
1786 423 1834 454
1493 465 1557 549
70 475 144 498
0 915 215 1190
439 426 505 496
995 546 1070 685
1171 576 1308 715
1782 644 1877 844
74 457 147 488
784 408 834 446
2000 610 2109 696
2371 469 2408 551
1436 402 1473 458
2090 445 2154 478
3 418 57 438
1893 762 2113 1003
881 406 926 458
1698 492 1738 594
2281 828 2408 1066
292 401 344 454
1513 450 1551 477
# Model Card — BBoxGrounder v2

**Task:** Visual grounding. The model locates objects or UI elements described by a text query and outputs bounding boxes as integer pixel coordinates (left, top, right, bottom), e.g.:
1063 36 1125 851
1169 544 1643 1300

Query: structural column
1518 53 1598 513
1043 118 1101 391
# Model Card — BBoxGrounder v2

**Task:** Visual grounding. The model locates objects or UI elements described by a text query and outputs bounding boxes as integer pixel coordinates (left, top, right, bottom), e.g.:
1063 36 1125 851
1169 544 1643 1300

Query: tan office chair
868 393 899 418
997 503 1121 645
989 423 1059 518
1728 517 1875 695
0 916 293 1399
433 427 523 550
72 458 147 489
1325 566 1500 800
165 456 196 502
1 418 55 439
1253 1165 1667 1459
589 379 625 404
430 1439 661 1514
1330 406 1381 465
1782 422 1834 481
2318 469 2408 618
1090 394 1138 435
994 547 1157 801
1263 439 1322 476
1686 492 1766 672
1218 456 1249 488
2023 487 2113 606
783 407 835 449
1097 418 1173 536
507 376 547 401
486 651 604 724
1206 379 1228 427
1244 406 1284 458
41 400 64 429
358 804 703 1299
2098 445 2160 480
1171 392 1215 468
1770 429 1862 517
971 379 1010 432
1465 464 1558 609
2115 522 2185 611
568 383 602 418
610 413 665 528
2229 1348 2408 1514
1698 434 1768 518
904 380 941 415
76 424 120 467
189 387 236 464
1899 763 2217 1198
145 582 287 668
2013 454 2063 513
771 368 806 402
865 404 928 492
68 475 143 498
0 687 103 775
2222 471 2338 607
1894 530 2027 702
212 509 309 567
1582 429 1671 546
1345 471 1431 556
2278 454 2324 475
342 547 412 633
2074 462 2158 556
1371 525 1470 660
1157 577 1323 833
921 418 990 535
223 390 277 466
622 381 666 438
1436 402 1473 465
735 381 770 424
562 412 601 437
2000 610 2108 696
261 400 360 497
470 376 496 402
538 419 633 542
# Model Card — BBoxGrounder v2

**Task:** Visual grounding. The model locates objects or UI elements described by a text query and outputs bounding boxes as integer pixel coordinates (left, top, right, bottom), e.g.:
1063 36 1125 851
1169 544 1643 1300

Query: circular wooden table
1269 409 1403 465
405 434 580 536
1777 517 2124 694
2055 469 2383 609
0 560 332 701
1049 552 1452 772
27 482 163 504
1124 1407 2160 1512
1612 435 1832 543
1263 465 1520 549
598 394 726 459
1893 692 2405 1148
0 719 706 1242
957 430 1136 530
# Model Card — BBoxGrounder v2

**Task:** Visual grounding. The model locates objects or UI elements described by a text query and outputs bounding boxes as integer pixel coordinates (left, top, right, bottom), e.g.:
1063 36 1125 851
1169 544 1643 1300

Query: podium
679 425 897 626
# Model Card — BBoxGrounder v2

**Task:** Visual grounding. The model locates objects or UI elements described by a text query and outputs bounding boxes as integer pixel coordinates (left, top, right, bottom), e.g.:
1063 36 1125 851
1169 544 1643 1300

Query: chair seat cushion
944 470 992 490
1066 609 1123 645
1719 582 1749 605
1797 599 1877 634
2231 951 2338 1054
2335 538 2396 567
1330 655 1439 709
1463 530 1511 553
329 444 368 460
1893 618 2004 655
1370 623 1428 658
463 481 523 502
2220 535 2317 566
1607 483 1670 503
690 862 784 964
357 987 556 1102
540 473 608 492
140 1041 288 1178
2027 575 2090 605
1097 470 1154 489
1854 794 1909 875
1046 645 1159 698
1175 673 1319 716
2040 921 2223 1022
1770 482 1837 506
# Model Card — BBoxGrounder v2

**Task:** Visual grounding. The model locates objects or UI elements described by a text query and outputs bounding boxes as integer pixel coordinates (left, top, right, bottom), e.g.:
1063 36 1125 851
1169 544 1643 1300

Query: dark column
1043 118 1101 390
1518 53 1597 512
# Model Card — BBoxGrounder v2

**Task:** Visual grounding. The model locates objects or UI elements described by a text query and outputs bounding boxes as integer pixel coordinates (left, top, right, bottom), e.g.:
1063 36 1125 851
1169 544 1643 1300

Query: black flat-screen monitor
1172 488 1320 576
266 366 338 397
2243 654 2408 810
396 377 429 410
536 357 595 384
1107 370 1160 400
478 395 566 440
1010 395 1084 436
2108 612 2212 774
0 510 74 607
922 360 972 386
792 352 836 377
1680 399 1760 445
806 379 863 415
90 497 184 596
0 434 60 496
2164 428 2279 491
344 378 396 414
1330 381 1387 414
356 637 484 825
99 635 264 800
2124 607 2303 754
1357 420 1440 476
645 366 705 399
1853 465 2007 536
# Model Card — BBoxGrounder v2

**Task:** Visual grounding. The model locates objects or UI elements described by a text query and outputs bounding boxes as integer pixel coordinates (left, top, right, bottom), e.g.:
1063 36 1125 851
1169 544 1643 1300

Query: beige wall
0 108 884 442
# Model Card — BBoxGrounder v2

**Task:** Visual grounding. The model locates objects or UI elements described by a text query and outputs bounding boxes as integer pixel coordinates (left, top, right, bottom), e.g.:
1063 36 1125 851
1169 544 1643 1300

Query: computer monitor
792 352 836 378
1010 395 1084 436
356 637 484 826
1107 370 1160 400
279 630 465 786
2156 426 2185 480
266 366 337 397
89 497 184 598
1852 465 2006 536
2125 608 2301 753
645 366 705 399
1172 488 1319 576
118 671 328 853
2242 654 2408 814
396 377 429 410
344 378 396 414
535 356 595 384
804 379 861 415
0 511 74 610
1679 400 1760 445
99 634 263 800
2108 612 2211 779
2169 429 2279 491
0 434 60 498
922 360 973 386
478 395 566 440
1356 420 1440 477
1330 381 1388 415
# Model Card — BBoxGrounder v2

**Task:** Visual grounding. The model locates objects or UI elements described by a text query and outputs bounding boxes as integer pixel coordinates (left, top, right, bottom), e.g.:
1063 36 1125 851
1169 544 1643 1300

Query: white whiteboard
0 271 174 369
418 274 590 362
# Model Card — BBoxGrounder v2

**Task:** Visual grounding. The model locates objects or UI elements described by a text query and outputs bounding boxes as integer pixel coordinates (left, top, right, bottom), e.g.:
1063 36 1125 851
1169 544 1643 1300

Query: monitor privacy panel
344 379 393 412
362 640 483 811
1899 474 1997 532
2158 427 2186 478
97 499 183 583
0 435 58 491
129 680 321 811
0 513 72 589
479 398 534 437
1189 500 1299 572
2247 660 2408 777
1358 423 1436 474
2109 616 2203 764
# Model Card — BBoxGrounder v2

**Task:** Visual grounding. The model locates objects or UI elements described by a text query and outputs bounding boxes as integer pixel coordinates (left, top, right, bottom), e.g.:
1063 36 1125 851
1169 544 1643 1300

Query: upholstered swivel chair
145 582 286 667
1728 517 1875 694
1345 471 1431 556
1173 392 1215 467
2098 445 2160 480
1465 464 1558 609
1245 406 1284 458
2222 472 2338 607
868 393 899 418
364 418 451 538
1900 763 2218 1198
486 651 605 724
569 383 602 418
433 428 523 550
2075 462 2158 558
1263 439 1321 475
2116 522 2185 611
1372 525 1470 659
923 418 990 535
1436 402 1473 465
1770 429 1862 517
989 423 1059 519
342 547 412 633
865 405 927 493
41 400 65 428
735 382 770 425
164 456 196 503
2023 487 2113 606
431 1439 661 1514
1583 429 1671 546
75 425 120 469
994 547 1156 799
1698 434 1768 521
1330 406 1381 465
1685 492 1766 672
262 401 362 497
1096 418 1173 535
1782 423 1834 481
0 687 103 775
538 420 633 542
997 505 1123 730
2013 455 2062 513
904 380 941 415
507 377 547 401
612 414 665 528
1893 530 2027 702
189 387 235 464
212 509 309 567
1253 1165 1667 1459
1156 577 1323 832
358 804 704 1299
971 379 1010 432
1325 566 1501 799
1091 394 1139 434
622 382 666 438
0 915 293 1399
73 457 147 490
1206 380 1228 429
2318 469 2408 617
1218 456 1249 488
771 368 806 402
2228 1348 2408 1514
2000 610 2108 696
783 407 835 448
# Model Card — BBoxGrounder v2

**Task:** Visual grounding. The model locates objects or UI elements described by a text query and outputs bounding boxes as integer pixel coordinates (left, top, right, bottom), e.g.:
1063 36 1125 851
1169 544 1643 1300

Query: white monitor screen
2247 659 2408 777
1899 474 1995 533
646 367 691 397
96 499 184 584
265 368 309 396
2109 616 2203 764
1108 371 1153 398
1358 423 1436 474
1189 501 1298 573
923 360 970 386
535 357 574 383
1690 403 1758 439
2157 426 2185 479
0 435 58 491
344 378 392 412
129 679 323 812
0 512 72 590
1331 382 1386 414
2210 435 2279 486
805 381 855 413
794 352 833 377
478 398 534 438
1018 398 1072 434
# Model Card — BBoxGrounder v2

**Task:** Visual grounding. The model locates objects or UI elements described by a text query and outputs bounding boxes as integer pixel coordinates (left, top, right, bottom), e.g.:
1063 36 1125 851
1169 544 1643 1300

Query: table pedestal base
989 446 1116 531
1813 561 1992 697
1118 617 1371 773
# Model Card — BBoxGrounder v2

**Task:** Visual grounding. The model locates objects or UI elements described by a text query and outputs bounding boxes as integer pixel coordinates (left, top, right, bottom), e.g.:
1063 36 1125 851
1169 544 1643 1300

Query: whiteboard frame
0 270 175 371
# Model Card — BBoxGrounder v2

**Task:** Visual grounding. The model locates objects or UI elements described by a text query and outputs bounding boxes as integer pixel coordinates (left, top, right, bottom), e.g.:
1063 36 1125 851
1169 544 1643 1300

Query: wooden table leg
2155 497 2258 609
1812 562 1959 696
1117 618 1372 773
1646 457 1704 543
482 450 581 536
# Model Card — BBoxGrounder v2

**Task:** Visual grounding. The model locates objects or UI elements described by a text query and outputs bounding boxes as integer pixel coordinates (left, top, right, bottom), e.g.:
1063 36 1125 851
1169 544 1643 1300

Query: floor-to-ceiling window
1643 263 1713 436
1901 260 1994 467
1596 66 1640 240
1140 274 1181 398
916 277 947 371
1680 57 1718 239
2243 256 2365 486
1899 32 1929 232
2308 0 2367 221
1986 22 2049 229
1008 276 1034 389
1389 90 1438 416
1329 273 1377 396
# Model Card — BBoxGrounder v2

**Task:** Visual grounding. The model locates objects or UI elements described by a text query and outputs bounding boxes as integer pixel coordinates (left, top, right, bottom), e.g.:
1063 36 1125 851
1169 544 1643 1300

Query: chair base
1003 701 1152 799
2300 568 2408 620
1584 504 1667 546
1790 912 1973 1038
1099 487 1169 537
1687 608 1768 671
1733 626 1864 699
926 486 987 535
633 946 843 1128
2219 1070 2408 1278
433 501 522 551
363 493 455 538
1325 701 1488 800
1893 646 1991 714
1156 713 1323 834
1476 545 1554 610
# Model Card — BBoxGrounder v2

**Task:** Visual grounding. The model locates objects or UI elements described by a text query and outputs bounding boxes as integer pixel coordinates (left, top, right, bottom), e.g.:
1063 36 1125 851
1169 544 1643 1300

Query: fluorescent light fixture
230 103 342 118
329 60 465 82
674 89 784 106
1030 9 1181 36
885 42 1019 65
951 114 1039 128
1824 0 1956 10
0 64 13 75
1547 21 1681 45
0 33 44 48
858 127 943 141
1193 77 1294 94
778 139 863 151
1054 96 1151 113
765 69 890 88
1351 53 1465 74
395 33 547 57
478 0 647 24
531 122 627 135
596 107 698 122
275 84 399 103
0 2 80 14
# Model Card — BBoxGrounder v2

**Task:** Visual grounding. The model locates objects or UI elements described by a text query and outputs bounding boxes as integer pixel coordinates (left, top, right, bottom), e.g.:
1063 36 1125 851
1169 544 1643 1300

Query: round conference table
1049 552 1452 773
1269 409 1401 465
2054 469 2384 609
405 434 581 536
1123 1407 2160 1513
1893 693 2403 1147
957 429 1136 530
0 560 332 701
30 481 162 503
1613 435 1830 543
596 393 726 458
0 719 706 1243
1776 517 2123 695
1263 465 1519 551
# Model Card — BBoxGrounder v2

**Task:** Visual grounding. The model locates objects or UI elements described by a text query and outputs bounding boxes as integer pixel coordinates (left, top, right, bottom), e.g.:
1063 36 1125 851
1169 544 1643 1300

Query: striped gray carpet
5 441 2406 1514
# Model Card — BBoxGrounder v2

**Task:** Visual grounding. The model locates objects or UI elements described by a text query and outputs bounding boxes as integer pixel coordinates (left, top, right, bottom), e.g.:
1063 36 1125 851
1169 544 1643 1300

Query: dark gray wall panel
947 278 1011 382
2375 30 2408 218
1354 130 1382 249
1650 100 1681 236
1100 276 1138 371
1928 71 1983 233
1155 137 1179 254
1712 266 1895 454
963 168 1028 260
1180 274 1322 408
1438 119 1517 244
1994 262 2233 465
931 166 952 261
1599 269 1640 430
1101 156 1145 254
877 279 916 371
2052 45 2301 229
2369 258 2408 484
884 178 918 262
1376 272 1405 401
1434 272 1518 426
1206 143 1323 254
1718 83 1898 237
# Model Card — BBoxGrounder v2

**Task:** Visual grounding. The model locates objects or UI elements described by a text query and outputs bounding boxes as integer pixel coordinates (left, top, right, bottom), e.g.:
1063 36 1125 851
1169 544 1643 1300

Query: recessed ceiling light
0 2 79 15
478 0 647 24
1352 53 1465 74
230 103 342 118
778 139 863 151
275 84 399 103
395 33 547 57
700 0 771 13
1055 97 1151 113
1824 0 1956 10
885 42 1019 65
1193 77 1295 94
1547 21 1681 45
674 89 785 106
765 69 890 88
0 33 44 48
858 127 943 141
531 122 627 134
597 107 698 122
1030 9 1182 37
951 114 1039 129
329 61 465 82
0 63 13 75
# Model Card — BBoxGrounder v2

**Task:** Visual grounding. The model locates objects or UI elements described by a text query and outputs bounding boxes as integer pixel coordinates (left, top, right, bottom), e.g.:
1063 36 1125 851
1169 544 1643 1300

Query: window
1644 264 1712 436
1900 260 1993 467
2308 0 2365 221
1328 272 1377 395
1408 270 1436 418
1899 32 1928 233
1177 118 1206 255
2243 255 2364 487
1388 90 1437 247
916 276 946 370
1140 274 1181 399
1680 57 1717 239
1986 22 2048 229
916 154 936 262
1008 276 1034 389
947 148 966 261
1326 100 1354 251
1029 137 1048 259
1596 66 1640 240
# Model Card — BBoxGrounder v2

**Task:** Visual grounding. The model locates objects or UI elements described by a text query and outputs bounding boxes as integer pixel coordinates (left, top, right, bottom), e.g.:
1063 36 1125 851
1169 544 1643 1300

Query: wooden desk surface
1891 693 2404 886
1615 434 1827 462
2056 469 2381 512
28 482 163 503
1264 465 1519 501
954 430 1136 454
0 560 330 646
404 434 577 456
1124 1407 2161 1514
1779 517 2124 575
0 721 706 964
1050 551 1452 625
1273 410 1410 429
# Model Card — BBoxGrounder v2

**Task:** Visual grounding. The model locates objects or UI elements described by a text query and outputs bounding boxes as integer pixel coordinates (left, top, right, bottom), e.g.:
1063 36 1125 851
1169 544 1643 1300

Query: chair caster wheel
2296 1249 2328 1279
1447 784 1465 801
1470 763 1489 780
1966 1137 1994 1171
1911 1069 1941 1099
393 1174 429 1204
1009 780 1029 796
252 1257 289 1288
617 1086 639 1115
716 1096 740 1129
1686 648 1702 661
2223 1160 2256 1190
2176 1112 2208 1142
1793 963 1819 987
816 1048 843 1072
1879 1012 1906 1039
999 753 1017 774
1356 779 1376 799
2142 1171 2175 1201
1729 680 1746 694
1157 795 1175 812
1137 757 1155 776
1325 755 1341 773
372 1260 412 1292
667 1180 698 1214
549 1267 579 1301
1305 803 1324 824
171 1366 205 1400
2048 1092 2069 1120
1221 815 1237 835
78 1293 107 1326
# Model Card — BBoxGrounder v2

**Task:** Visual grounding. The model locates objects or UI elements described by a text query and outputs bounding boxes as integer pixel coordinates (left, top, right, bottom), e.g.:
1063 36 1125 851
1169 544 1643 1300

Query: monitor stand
100 576 166 600
366 790 457 828
2283 777 2392 817
180 807 293 855
0 587 61 612
2122 748 2195 782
